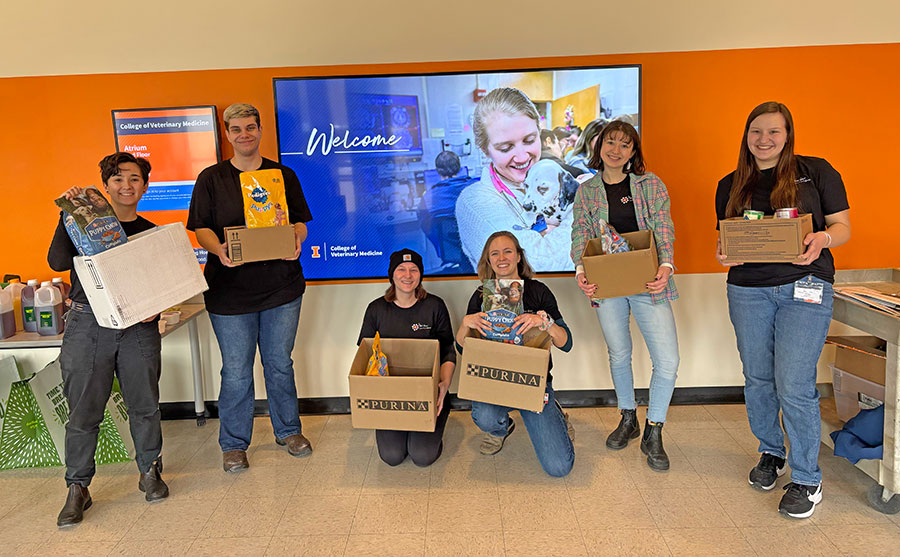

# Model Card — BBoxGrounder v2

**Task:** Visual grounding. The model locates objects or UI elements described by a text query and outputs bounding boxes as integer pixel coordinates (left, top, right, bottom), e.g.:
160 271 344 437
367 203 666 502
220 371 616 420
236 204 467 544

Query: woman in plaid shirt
571 121 680 472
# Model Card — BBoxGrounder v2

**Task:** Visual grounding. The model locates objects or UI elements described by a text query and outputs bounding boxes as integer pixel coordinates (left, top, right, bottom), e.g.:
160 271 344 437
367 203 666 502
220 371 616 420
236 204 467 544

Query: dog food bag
366 332 390 376
240 169 289 228
54 187 127 256
598 219 632 254
481 279 525 345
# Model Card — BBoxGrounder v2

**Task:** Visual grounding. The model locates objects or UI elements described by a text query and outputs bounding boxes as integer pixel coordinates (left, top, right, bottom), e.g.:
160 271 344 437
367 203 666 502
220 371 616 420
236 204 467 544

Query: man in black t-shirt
187 103 314 472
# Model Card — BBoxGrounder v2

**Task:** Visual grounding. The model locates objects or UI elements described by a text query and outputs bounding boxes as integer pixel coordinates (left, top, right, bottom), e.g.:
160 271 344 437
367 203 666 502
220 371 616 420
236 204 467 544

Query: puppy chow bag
240 169 289 228
366 332 390 377
481 279 525 345
54 187 127 255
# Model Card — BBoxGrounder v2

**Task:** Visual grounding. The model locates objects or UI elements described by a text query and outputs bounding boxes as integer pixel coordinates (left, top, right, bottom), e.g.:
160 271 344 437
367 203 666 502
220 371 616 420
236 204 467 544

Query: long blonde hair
476 231 535 281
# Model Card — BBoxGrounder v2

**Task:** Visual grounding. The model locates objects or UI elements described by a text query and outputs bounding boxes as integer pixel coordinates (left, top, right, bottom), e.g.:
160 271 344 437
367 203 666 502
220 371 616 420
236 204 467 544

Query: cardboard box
225 225 295 264
349 338 440 432
719 213 813 263
74 223 208 329
827 335 886 386
582 230 658 299
457 329 552 413
831 364 884 422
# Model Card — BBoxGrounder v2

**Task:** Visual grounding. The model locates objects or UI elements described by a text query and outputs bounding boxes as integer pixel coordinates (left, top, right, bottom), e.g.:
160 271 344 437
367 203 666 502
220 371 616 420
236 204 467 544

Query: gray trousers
59 308 162 486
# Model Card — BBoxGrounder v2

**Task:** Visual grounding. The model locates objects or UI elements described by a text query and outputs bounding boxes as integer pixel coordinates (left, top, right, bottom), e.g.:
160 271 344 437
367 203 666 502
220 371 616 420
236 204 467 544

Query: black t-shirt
357 295 456 366
716 155 849 287
47 213 156 305
604 175 639 233
186 158 313 314
464 278 566 380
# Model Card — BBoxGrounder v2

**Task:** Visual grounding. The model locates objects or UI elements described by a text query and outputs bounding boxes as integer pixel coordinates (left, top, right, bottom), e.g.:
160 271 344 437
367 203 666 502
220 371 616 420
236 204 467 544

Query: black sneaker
748 453 786 491
778 482 823 519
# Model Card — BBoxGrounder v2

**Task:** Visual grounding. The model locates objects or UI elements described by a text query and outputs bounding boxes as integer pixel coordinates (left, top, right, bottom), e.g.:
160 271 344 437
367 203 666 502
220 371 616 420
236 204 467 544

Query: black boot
139 459 169 503
606 409 640 450
57 484 92 528
640 419 670 471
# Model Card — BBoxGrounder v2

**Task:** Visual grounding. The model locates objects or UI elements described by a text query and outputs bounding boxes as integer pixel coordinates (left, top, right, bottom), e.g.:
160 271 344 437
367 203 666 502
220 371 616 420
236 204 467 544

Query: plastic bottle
21 279 39 333
0 288 15 339
3 279 26 331
51 277 71 301
35 281 64 336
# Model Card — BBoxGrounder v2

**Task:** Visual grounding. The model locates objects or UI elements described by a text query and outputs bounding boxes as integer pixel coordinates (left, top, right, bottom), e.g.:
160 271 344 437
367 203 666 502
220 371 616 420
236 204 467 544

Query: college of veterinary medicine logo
311 246 321 258
411 323 431 332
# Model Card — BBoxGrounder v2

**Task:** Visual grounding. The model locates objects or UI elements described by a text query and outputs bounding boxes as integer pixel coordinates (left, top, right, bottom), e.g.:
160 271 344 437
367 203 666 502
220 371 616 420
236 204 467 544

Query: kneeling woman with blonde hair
456 231 575 477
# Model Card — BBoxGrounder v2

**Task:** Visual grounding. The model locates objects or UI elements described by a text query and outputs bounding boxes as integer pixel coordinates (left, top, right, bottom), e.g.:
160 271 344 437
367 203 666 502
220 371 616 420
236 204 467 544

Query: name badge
793 278 824 304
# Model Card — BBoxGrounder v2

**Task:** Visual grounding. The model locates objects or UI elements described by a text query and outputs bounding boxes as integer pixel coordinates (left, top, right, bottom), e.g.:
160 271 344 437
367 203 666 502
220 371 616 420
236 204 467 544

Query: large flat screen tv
274 65 640 280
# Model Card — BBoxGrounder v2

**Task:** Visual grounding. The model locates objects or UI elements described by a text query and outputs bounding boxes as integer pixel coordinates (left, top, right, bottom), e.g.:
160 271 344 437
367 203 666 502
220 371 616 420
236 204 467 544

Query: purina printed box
224 225 295 264
349 338 440 432
457 329 552 413
718 213 813 263
73 223 207 329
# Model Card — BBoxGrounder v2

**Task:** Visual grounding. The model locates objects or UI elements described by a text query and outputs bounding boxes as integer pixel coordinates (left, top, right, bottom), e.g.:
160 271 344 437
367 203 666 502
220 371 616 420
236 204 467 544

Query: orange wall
2 43 898 282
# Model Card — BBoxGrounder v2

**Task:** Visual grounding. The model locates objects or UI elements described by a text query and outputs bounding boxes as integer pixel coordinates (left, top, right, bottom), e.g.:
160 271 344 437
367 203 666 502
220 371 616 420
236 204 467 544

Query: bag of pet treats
598 219 632 254
365 332 390 377
240 169 290 228
54 187 127 255
481 279 525 345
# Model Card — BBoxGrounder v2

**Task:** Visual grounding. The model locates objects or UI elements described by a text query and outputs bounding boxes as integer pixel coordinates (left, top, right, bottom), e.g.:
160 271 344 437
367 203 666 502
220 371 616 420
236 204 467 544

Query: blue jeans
594 294 679 423
727 276 833 486
471 383 574 477
208 296 303 452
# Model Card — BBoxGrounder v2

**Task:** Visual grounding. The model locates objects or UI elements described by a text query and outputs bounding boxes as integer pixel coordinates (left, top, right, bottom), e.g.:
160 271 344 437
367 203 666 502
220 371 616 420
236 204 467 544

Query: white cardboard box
74 223 208 329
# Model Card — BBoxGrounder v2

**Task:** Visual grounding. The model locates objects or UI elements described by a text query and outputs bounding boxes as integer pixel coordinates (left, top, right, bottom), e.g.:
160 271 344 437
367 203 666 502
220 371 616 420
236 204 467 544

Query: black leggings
375 401 451 467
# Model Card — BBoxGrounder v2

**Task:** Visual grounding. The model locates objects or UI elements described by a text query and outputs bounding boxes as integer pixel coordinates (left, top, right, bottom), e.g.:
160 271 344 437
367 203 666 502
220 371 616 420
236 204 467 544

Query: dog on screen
521 159 580 227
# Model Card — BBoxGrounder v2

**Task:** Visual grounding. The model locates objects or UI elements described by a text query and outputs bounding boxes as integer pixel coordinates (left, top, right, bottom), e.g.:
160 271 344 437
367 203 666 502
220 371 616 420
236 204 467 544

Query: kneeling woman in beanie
357 249 456 466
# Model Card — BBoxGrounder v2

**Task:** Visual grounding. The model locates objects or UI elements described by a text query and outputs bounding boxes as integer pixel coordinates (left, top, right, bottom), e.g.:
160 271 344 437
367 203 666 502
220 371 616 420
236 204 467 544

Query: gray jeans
59 308 162 486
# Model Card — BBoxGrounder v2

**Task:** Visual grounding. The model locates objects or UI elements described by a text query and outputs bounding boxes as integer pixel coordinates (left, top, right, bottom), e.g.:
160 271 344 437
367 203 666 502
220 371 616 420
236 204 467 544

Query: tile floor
1 404 899 556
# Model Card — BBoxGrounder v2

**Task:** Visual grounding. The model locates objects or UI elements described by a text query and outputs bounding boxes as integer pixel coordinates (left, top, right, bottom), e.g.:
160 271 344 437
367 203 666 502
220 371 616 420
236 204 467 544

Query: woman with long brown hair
455 231 575 476
716 101 850 519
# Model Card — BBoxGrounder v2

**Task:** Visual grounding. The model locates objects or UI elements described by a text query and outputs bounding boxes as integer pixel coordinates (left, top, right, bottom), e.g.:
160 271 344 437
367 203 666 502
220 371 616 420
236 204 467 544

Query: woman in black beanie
356 249 456 466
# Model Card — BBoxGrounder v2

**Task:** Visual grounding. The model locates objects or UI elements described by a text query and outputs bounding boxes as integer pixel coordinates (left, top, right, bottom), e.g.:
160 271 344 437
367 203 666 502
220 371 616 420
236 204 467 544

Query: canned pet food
743 210 764 220
775 208 799 219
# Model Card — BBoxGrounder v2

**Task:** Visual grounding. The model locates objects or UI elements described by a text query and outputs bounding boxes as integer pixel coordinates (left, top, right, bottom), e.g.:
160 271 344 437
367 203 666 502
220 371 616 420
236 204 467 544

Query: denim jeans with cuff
594 293 679 423
727 276 833 486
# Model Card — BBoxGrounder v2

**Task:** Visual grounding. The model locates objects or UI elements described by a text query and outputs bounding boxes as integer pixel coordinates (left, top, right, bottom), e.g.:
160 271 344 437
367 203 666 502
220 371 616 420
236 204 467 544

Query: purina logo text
356 399 430 412
466 364 540 387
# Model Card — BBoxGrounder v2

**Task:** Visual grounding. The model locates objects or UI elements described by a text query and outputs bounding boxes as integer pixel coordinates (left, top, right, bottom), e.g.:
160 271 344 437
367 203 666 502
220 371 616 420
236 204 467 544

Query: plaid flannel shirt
570 171 678 303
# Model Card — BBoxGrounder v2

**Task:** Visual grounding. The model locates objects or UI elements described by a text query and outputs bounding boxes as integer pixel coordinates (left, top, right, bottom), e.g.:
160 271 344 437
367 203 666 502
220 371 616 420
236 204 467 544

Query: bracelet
823 231 833 248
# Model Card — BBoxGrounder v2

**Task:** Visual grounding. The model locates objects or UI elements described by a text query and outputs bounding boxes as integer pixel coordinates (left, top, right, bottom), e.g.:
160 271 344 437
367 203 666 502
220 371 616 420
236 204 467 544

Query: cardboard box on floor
225 225 296 264
73 223 208 329
719 213 813 263
457 328 552 413
582 230 658 299
349 338 440 432
826 335 887 386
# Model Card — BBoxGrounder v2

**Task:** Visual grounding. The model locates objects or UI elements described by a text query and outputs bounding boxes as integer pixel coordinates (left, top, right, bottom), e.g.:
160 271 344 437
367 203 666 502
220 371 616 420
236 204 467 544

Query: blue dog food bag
54 187 127 255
